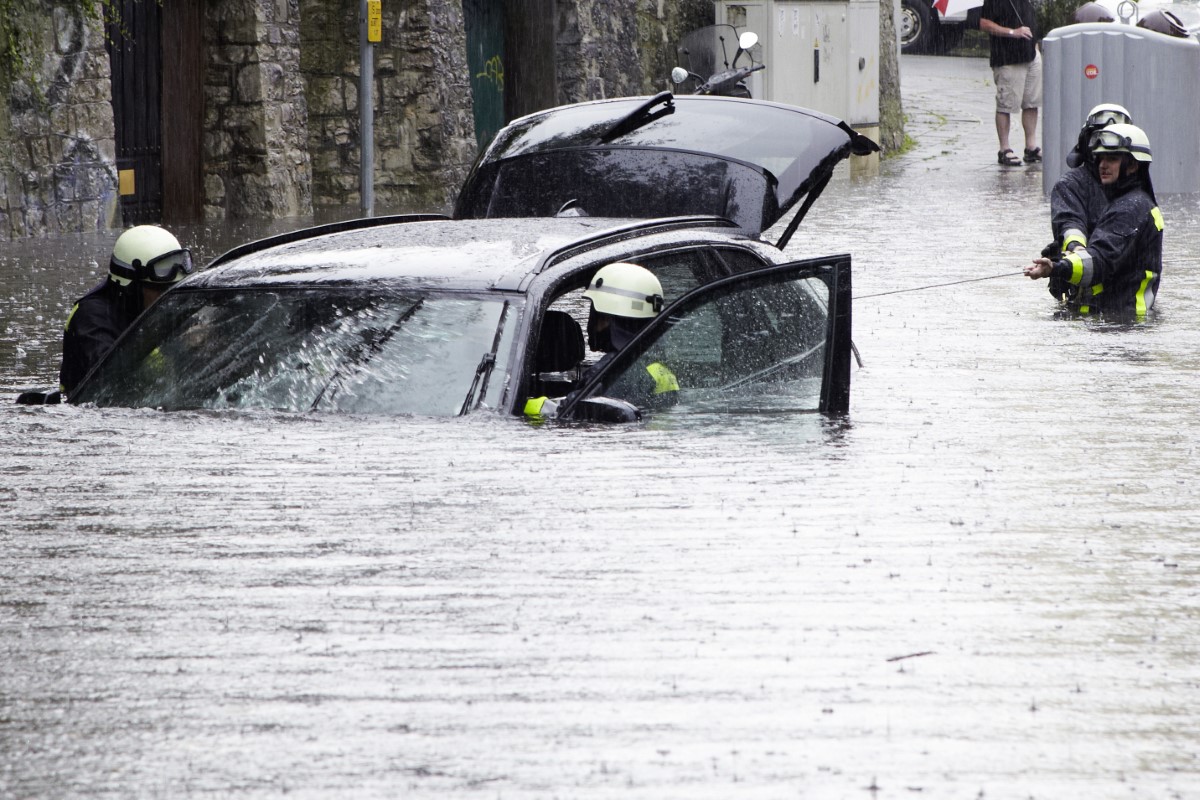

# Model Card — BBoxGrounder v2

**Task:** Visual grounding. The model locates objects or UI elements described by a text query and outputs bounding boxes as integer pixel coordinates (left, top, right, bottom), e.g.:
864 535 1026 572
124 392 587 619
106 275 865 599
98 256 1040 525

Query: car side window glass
531 247 761 397
710 247 772 276
634 249 706 298
601 272 832 413
537 248 711 377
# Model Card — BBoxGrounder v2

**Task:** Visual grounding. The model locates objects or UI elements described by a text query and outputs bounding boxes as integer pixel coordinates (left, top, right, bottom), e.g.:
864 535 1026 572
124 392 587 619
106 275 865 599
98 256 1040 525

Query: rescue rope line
856 270 1025 299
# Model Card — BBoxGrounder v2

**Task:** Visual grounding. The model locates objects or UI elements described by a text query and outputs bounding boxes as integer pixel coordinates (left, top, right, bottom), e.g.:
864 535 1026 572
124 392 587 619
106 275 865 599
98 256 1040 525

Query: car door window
535 247 712 375
561 258 849 416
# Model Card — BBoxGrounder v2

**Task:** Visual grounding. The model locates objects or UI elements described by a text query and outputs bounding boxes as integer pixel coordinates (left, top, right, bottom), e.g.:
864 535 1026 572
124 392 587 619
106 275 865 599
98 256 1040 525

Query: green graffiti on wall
476 55 504 93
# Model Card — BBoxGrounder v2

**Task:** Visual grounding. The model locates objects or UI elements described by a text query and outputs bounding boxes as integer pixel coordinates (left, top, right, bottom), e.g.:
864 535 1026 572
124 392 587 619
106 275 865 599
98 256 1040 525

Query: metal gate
465 0 506 149
107 0 205 225
107 0 162 225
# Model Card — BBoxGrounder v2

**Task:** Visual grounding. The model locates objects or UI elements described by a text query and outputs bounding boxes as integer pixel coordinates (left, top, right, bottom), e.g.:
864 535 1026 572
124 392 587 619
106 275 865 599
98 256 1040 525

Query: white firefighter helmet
583 262 664 319
109 225 193 286
1089 123 1153 163
1085 103 1132 128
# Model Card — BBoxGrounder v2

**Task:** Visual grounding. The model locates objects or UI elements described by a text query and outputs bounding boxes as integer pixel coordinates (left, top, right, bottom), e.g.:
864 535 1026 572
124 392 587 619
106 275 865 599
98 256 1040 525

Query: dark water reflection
3 56 1200 796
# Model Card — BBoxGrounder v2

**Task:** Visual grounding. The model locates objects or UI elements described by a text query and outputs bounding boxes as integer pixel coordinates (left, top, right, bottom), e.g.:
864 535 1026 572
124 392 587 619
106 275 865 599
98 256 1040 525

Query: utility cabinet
716 0 881 175
1042 22 1200 194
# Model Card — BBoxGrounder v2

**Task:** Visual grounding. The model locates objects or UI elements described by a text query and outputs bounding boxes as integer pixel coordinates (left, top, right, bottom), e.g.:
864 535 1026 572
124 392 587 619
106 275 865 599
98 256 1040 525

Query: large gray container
1042 22 1200 195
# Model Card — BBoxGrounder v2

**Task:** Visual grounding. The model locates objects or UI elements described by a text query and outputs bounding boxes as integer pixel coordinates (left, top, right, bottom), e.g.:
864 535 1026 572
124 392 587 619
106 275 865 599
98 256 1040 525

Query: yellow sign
118 169 136 196
367 0 382 42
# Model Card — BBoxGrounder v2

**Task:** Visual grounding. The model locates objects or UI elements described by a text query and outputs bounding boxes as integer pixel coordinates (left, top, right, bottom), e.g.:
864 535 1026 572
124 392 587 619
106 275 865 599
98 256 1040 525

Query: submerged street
2 55 1199 798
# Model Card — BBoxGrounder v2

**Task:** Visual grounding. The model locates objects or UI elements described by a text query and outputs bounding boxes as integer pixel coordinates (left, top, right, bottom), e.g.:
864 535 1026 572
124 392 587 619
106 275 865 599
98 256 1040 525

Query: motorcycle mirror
670 66 689 84
738 31 759 50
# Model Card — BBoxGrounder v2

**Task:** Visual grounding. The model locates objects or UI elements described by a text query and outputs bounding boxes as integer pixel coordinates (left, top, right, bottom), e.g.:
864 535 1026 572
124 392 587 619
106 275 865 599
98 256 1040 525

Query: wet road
3 55 1200 798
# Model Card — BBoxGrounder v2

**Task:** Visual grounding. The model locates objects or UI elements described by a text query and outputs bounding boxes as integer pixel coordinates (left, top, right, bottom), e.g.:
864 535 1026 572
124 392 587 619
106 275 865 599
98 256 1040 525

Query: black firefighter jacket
1048 177 1163 317
59 277 143 396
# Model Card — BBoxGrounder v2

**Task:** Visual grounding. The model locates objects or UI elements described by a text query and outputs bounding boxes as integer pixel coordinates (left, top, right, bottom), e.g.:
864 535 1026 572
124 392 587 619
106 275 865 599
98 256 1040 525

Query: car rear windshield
461 148 774 229
73 288 519 415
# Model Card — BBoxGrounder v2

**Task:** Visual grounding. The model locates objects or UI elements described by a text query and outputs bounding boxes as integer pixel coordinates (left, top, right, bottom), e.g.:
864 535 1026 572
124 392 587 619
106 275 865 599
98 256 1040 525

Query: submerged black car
69 94 877 421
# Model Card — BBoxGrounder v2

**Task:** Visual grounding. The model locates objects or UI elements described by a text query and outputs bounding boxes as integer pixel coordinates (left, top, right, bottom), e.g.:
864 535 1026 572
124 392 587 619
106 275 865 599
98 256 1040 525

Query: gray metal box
1042 22 1200 195
715 0 880 175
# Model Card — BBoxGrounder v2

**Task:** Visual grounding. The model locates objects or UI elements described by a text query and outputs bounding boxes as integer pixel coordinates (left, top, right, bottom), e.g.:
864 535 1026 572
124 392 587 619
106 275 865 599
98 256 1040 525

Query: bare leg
995 111 1012 152
1022 107 1039 151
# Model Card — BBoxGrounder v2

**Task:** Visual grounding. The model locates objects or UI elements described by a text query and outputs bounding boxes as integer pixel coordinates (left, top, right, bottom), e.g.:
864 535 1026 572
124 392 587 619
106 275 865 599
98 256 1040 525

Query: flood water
3 56 1199 798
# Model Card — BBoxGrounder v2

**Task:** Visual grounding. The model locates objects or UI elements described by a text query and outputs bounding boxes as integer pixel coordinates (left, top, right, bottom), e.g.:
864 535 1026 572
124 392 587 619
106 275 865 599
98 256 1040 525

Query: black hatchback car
70 93 877 422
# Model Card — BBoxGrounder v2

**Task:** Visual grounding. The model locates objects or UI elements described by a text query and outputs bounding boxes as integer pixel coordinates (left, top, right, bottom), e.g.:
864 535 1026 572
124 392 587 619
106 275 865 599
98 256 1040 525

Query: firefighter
524 262 678 418
1026 123 1163 318
59 225 194 396
1045 103 1133 299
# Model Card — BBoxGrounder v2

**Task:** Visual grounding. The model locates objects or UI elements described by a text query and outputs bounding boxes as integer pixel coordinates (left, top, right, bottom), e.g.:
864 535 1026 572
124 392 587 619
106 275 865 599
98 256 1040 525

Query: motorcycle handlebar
697 63 765 95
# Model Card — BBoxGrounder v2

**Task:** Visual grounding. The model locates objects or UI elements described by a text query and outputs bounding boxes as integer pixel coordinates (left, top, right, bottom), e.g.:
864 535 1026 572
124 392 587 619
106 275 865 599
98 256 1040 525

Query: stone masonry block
236 64 264 103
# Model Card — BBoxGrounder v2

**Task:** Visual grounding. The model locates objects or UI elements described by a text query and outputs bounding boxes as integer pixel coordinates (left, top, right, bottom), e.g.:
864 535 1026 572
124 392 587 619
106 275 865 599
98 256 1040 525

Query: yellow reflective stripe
1090 284 1103 296
645 362 679 395
64 303 80 332
1079 305 1090 314
523 396 548 416
1065 252 1084 285
1135 271 1155 317
1062 229 1086 252
146 346 166 371
1151 207 1164 231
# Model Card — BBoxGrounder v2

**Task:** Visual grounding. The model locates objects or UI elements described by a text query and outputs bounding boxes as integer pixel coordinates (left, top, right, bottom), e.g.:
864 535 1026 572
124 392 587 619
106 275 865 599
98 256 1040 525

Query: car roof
186 215 749 292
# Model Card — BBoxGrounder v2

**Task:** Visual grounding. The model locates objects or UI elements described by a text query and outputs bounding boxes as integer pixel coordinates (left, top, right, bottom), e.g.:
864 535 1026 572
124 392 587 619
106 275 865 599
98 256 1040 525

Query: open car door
557 255 852 421
454 94 878 242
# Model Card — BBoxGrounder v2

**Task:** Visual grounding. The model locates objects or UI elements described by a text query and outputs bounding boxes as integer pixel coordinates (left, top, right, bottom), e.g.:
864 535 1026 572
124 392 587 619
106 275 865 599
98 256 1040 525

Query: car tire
900 0 935 54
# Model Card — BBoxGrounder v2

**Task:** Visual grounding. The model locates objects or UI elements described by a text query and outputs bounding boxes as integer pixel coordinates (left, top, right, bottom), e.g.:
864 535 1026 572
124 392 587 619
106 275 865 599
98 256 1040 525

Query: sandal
998 149 1022 167
1023 147 1042 164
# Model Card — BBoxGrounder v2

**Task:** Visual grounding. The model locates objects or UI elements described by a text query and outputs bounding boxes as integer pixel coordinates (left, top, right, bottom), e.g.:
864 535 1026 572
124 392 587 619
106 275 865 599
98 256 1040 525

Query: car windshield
72 288 519 415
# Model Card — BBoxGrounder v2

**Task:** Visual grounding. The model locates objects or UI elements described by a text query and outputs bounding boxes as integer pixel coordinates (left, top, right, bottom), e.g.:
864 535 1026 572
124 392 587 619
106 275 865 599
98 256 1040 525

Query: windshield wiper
597 91 675 144
458 302 511 416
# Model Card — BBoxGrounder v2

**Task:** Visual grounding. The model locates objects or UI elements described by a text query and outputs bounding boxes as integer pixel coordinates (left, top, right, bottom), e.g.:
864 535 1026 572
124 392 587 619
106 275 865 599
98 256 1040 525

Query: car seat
531 310 585 396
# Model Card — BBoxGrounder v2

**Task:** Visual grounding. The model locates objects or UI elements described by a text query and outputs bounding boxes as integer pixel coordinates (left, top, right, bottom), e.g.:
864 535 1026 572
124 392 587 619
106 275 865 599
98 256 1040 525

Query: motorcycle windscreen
455 96 865 233
676 25 762 84
458 148 775 231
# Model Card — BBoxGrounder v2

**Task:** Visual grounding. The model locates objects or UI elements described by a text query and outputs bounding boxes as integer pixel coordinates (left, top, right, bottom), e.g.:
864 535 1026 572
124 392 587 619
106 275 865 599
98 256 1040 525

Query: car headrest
536 310 585 372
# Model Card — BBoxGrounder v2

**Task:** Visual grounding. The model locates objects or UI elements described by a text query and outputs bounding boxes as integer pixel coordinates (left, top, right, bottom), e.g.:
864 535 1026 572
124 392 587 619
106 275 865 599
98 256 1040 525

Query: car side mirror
562 396 641 423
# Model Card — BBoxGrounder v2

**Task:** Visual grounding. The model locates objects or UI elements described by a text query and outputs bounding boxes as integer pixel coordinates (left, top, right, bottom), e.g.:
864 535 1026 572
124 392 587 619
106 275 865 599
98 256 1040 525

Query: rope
855 270 1025 299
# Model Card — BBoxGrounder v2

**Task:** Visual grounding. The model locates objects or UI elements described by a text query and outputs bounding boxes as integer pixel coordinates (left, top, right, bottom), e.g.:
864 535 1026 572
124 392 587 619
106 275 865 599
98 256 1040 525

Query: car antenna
597 91 675 144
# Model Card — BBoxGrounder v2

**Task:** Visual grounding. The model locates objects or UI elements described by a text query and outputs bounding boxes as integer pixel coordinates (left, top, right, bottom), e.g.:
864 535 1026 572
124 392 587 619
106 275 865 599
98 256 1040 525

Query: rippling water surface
3 56 1199 798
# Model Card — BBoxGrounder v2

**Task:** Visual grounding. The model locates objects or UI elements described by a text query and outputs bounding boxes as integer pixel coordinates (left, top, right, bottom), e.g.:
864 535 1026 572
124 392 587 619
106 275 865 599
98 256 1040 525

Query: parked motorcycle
670 25 764 98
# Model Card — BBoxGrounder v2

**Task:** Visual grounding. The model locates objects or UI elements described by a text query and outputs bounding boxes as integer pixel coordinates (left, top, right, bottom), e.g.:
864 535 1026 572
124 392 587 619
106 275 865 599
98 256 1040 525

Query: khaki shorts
993 51 1043 115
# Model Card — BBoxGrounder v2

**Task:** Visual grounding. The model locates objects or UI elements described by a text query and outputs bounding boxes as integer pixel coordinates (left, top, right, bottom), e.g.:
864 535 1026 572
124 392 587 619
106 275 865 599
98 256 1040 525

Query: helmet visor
1086 109 1130 127
141 248 195 284
1087 129 1149 158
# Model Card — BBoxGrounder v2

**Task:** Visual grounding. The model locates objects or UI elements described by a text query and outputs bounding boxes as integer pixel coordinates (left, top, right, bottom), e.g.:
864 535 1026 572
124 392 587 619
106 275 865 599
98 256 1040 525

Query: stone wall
301 0 475 215
0 2 118 240
0 0 902 239
203 0 313 220
554 0 739 104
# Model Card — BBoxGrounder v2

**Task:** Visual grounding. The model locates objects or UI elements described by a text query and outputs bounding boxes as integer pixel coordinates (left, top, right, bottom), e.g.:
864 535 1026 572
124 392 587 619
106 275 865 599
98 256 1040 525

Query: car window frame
555 254 852 420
